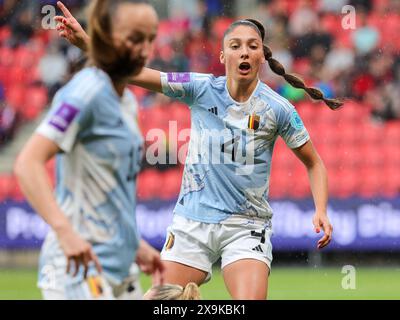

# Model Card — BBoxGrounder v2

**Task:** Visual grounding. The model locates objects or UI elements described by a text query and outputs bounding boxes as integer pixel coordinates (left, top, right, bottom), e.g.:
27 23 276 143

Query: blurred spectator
291 15 332 58
319 0 349 13
370 58 400 122
349 0 372 12
352 9 379 55
38 41 68 97
0 82 18 147
289 0 319 37
324 39 355 79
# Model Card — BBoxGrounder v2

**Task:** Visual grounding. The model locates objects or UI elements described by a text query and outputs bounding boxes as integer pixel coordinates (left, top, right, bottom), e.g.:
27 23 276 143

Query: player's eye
231 44 239 50
129 34 145 44
148 35 156 43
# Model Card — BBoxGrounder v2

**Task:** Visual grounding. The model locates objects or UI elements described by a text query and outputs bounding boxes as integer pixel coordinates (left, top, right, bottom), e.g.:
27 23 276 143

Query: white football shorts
161 214 273 282
40 263 143 300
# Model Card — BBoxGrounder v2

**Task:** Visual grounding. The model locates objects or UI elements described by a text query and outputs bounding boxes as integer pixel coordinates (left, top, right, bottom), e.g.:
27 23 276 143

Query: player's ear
220 50 225 64
261 45 266 64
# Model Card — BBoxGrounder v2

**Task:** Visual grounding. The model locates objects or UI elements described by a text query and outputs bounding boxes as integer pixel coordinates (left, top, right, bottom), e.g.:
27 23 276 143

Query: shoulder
192 73 226 91
58 67 108 108
258 82 296 118
121 88 139 115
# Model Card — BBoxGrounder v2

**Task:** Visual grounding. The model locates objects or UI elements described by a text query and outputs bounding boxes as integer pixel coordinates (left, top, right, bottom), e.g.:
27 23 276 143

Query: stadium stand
0 0 399 204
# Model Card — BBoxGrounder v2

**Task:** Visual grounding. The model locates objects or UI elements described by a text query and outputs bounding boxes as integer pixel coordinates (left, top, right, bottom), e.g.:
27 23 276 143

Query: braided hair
223 19 343 110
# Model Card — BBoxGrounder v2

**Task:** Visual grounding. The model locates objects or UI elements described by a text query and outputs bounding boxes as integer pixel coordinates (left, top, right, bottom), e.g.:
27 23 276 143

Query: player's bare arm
291 140 333 250
55 1 163 93
14 134 102 278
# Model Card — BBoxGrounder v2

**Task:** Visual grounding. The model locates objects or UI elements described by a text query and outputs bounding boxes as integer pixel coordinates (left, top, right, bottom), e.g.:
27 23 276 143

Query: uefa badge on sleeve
247 113 260 130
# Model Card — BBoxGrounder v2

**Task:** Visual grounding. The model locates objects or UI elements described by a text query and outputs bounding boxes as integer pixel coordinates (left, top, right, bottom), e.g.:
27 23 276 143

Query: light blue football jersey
36 67 144 286
161 72 310 224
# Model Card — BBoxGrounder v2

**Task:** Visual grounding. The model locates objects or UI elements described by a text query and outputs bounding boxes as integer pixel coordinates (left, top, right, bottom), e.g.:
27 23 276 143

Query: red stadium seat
292 58 311 75
358 167 383 197
321 14 342 36
6 176 25 202
159 169 183 200
0 26 11 43
137 169 163 200
269 167 289 199
5 85 25 111
383 122 400 146
25 86 48 109
296 101 314 124
382 164 400 197
359 144 384 169
9 66 28 84
14 46 37 69
358 123 384 146
0 65 9 85
382 144 400 167
0 46 14 66
170 102 190 129
212 17 234 41
332 168 360 198
0 175 13 201
289 166 311 199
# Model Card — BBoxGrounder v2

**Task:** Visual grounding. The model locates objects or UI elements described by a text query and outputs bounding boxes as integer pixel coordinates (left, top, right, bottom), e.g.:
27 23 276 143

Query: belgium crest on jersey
247 113 260 130
165 232 175 250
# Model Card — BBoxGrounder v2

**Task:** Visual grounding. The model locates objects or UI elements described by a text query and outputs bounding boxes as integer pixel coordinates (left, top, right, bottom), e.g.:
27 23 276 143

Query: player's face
112 3 158 76
221 25 265 83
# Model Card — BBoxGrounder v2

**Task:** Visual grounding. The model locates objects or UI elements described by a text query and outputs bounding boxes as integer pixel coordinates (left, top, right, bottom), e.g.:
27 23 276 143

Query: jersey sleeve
160 72 203 106
276 104 310 149
35 91 92 153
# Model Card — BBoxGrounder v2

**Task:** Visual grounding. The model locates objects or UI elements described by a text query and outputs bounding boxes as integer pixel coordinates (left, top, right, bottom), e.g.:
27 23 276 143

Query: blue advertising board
1 198 400 251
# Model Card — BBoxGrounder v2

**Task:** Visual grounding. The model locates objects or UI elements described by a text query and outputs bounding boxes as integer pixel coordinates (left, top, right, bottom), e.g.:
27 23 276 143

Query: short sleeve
36 91 91 153
160 72 201 106
276 106 310 149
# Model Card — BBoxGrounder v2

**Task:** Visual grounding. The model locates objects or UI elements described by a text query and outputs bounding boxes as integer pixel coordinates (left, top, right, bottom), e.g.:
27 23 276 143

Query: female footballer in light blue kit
15 0 164 299
56 5 341 299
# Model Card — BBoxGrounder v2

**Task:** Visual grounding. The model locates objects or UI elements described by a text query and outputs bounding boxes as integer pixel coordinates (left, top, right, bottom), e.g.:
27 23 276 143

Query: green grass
0 267 399 300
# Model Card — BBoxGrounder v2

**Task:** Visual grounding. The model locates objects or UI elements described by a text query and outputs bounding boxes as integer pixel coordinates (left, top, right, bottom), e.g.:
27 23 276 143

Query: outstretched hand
312 213 333 249
54 1 90 51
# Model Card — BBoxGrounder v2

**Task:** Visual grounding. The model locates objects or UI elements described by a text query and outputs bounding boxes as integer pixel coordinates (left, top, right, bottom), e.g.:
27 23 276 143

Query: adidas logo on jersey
208 107 218 115
252 245 264 253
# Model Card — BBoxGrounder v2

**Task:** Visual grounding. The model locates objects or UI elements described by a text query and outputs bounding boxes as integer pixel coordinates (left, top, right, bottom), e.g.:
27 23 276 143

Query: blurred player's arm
14 134 102 277
135 239 165 285
129 68 162 93
55 1 89 51
291 140 333 249
55 2 163 92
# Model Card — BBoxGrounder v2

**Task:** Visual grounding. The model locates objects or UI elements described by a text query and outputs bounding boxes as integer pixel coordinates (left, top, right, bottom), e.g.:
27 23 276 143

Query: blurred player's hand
135 240 165 285
54 1 90 51
57 226 102 278
312 213 333 250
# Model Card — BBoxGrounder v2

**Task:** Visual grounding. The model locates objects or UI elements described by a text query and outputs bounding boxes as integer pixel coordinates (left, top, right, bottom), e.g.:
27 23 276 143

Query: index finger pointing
57 1 73 18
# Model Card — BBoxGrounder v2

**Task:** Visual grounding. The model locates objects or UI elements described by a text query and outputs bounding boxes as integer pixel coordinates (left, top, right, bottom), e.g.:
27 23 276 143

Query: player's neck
226 77 259 103
112 80 128 98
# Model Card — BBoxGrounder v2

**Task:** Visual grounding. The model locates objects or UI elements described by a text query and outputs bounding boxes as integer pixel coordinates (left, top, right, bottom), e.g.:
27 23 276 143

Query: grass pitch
0 267 399 300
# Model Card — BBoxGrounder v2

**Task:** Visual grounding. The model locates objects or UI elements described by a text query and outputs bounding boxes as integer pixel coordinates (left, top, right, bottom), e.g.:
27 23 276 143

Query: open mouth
239 62 251 73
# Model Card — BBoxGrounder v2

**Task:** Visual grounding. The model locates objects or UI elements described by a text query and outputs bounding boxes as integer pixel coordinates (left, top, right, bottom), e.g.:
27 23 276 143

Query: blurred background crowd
1 0 399 201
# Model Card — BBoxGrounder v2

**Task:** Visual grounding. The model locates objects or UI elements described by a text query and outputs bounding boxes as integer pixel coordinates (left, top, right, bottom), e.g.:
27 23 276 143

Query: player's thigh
161 215 216 286
163 260 208 286
222 259 269 300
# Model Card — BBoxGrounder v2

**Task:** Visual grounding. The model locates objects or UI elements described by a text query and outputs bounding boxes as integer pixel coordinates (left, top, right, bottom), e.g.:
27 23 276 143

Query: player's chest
83 104 143 161
194 96 277 139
